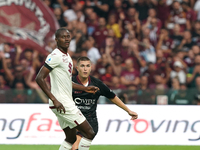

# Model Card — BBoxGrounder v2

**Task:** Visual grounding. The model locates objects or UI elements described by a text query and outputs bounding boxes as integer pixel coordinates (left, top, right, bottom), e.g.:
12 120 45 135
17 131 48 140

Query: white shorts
51 108 86 129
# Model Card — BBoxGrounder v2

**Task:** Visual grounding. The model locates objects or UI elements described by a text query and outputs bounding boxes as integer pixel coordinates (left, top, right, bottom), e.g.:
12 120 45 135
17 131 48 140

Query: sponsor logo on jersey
74 98 96 105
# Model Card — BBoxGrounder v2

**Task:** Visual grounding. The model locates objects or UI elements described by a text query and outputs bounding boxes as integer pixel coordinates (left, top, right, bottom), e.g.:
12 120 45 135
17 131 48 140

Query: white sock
59 141 72 150
78 137 92 150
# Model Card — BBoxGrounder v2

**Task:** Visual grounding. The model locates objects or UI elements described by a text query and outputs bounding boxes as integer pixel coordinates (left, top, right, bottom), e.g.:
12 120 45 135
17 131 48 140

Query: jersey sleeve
97 79 116 99
44 53 61 70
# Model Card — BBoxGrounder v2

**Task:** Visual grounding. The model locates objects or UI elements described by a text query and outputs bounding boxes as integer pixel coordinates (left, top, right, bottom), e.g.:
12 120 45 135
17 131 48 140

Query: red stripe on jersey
76 75 91 85
76 75 83 85
88 76 91 85
57 48 68 56
49 106 56 109
80 145 90 148
74 120 79 125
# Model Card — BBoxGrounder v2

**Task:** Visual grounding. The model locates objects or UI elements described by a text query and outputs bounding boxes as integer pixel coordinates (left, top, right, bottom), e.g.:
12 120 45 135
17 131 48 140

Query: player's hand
134 11 139 20
15 45 22 54
128 110 138 120
119 12 125 20
85 86 99 94
53 100 66 114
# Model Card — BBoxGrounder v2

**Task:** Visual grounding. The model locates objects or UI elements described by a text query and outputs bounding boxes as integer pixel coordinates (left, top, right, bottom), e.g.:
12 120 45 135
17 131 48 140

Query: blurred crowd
1 0 200 105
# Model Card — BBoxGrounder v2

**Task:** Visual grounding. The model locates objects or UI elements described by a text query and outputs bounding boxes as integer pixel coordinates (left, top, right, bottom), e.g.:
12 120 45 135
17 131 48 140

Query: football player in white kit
36 28 99 150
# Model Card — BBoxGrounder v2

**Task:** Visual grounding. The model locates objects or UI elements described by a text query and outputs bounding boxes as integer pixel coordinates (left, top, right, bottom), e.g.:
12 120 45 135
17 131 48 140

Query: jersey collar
57 48 68 56
76 75 91 86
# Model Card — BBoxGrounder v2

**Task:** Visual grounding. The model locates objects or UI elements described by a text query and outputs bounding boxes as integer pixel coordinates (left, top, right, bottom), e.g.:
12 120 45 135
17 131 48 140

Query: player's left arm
109 96 138 120
96 77 138 120
72 82 99 94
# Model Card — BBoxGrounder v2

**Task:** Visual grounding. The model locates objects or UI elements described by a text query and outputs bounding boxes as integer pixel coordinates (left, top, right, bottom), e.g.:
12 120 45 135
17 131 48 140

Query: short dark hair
195 20 200 24
147 62 154 66
105 63 111 69
55 28 68 38
173 1 180 5
181 1 189 6
128 6 136 10
77 56 91 65
24 48 33 53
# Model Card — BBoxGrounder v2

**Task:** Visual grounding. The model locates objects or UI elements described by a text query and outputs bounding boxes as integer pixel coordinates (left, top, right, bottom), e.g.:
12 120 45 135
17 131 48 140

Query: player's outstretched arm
109 96 138 120
35 66 65 113
72 82 99 93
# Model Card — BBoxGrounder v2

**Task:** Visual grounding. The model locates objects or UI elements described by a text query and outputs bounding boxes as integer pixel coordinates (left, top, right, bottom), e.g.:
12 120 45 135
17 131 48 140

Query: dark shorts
77 117 98 137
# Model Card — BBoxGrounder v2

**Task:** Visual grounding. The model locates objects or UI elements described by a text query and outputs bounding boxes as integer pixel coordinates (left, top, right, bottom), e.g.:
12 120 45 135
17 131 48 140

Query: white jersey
45 48 77 113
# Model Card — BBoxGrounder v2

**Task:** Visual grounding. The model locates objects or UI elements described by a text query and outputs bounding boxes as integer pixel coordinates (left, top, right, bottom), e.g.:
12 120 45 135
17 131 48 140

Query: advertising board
0 104 199 145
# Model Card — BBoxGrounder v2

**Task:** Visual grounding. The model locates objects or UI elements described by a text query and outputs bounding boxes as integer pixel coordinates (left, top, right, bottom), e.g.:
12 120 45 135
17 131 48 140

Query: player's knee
72 136 77 144
87 128 95 140
66 136 77 144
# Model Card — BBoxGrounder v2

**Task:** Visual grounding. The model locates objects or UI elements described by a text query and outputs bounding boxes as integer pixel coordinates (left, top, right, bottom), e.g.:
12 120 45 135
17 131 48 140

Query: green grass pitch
1 145 200 150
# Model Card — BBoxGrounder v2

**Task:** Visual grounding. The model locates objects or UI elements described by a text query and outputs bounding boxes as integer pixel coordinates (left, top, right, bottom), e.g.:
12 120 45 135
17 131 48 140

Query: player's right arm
72 81 99 93
35 65 65 113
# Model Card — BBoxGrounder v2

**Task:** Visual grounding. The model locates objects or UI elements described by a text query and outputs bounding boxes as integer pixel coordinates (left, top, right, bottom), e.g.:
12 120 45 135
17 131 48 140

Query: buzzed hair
55 28 69 38
77 57 91 65
181 1 189 6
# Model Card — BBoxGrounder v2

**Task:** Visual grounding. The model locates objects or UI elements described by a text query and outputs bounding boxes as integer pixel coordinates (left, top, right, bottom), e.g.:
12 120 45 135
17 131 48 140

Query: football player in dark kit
71 56 138 150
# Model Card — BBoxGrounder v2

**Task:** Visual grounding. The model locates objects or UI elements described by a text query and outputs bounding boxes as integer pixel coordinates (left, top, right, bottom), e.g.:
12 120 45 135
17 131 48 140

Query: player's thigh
77 118 98 136
88 117 98 135
63 127 77 144
75 119 95 139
